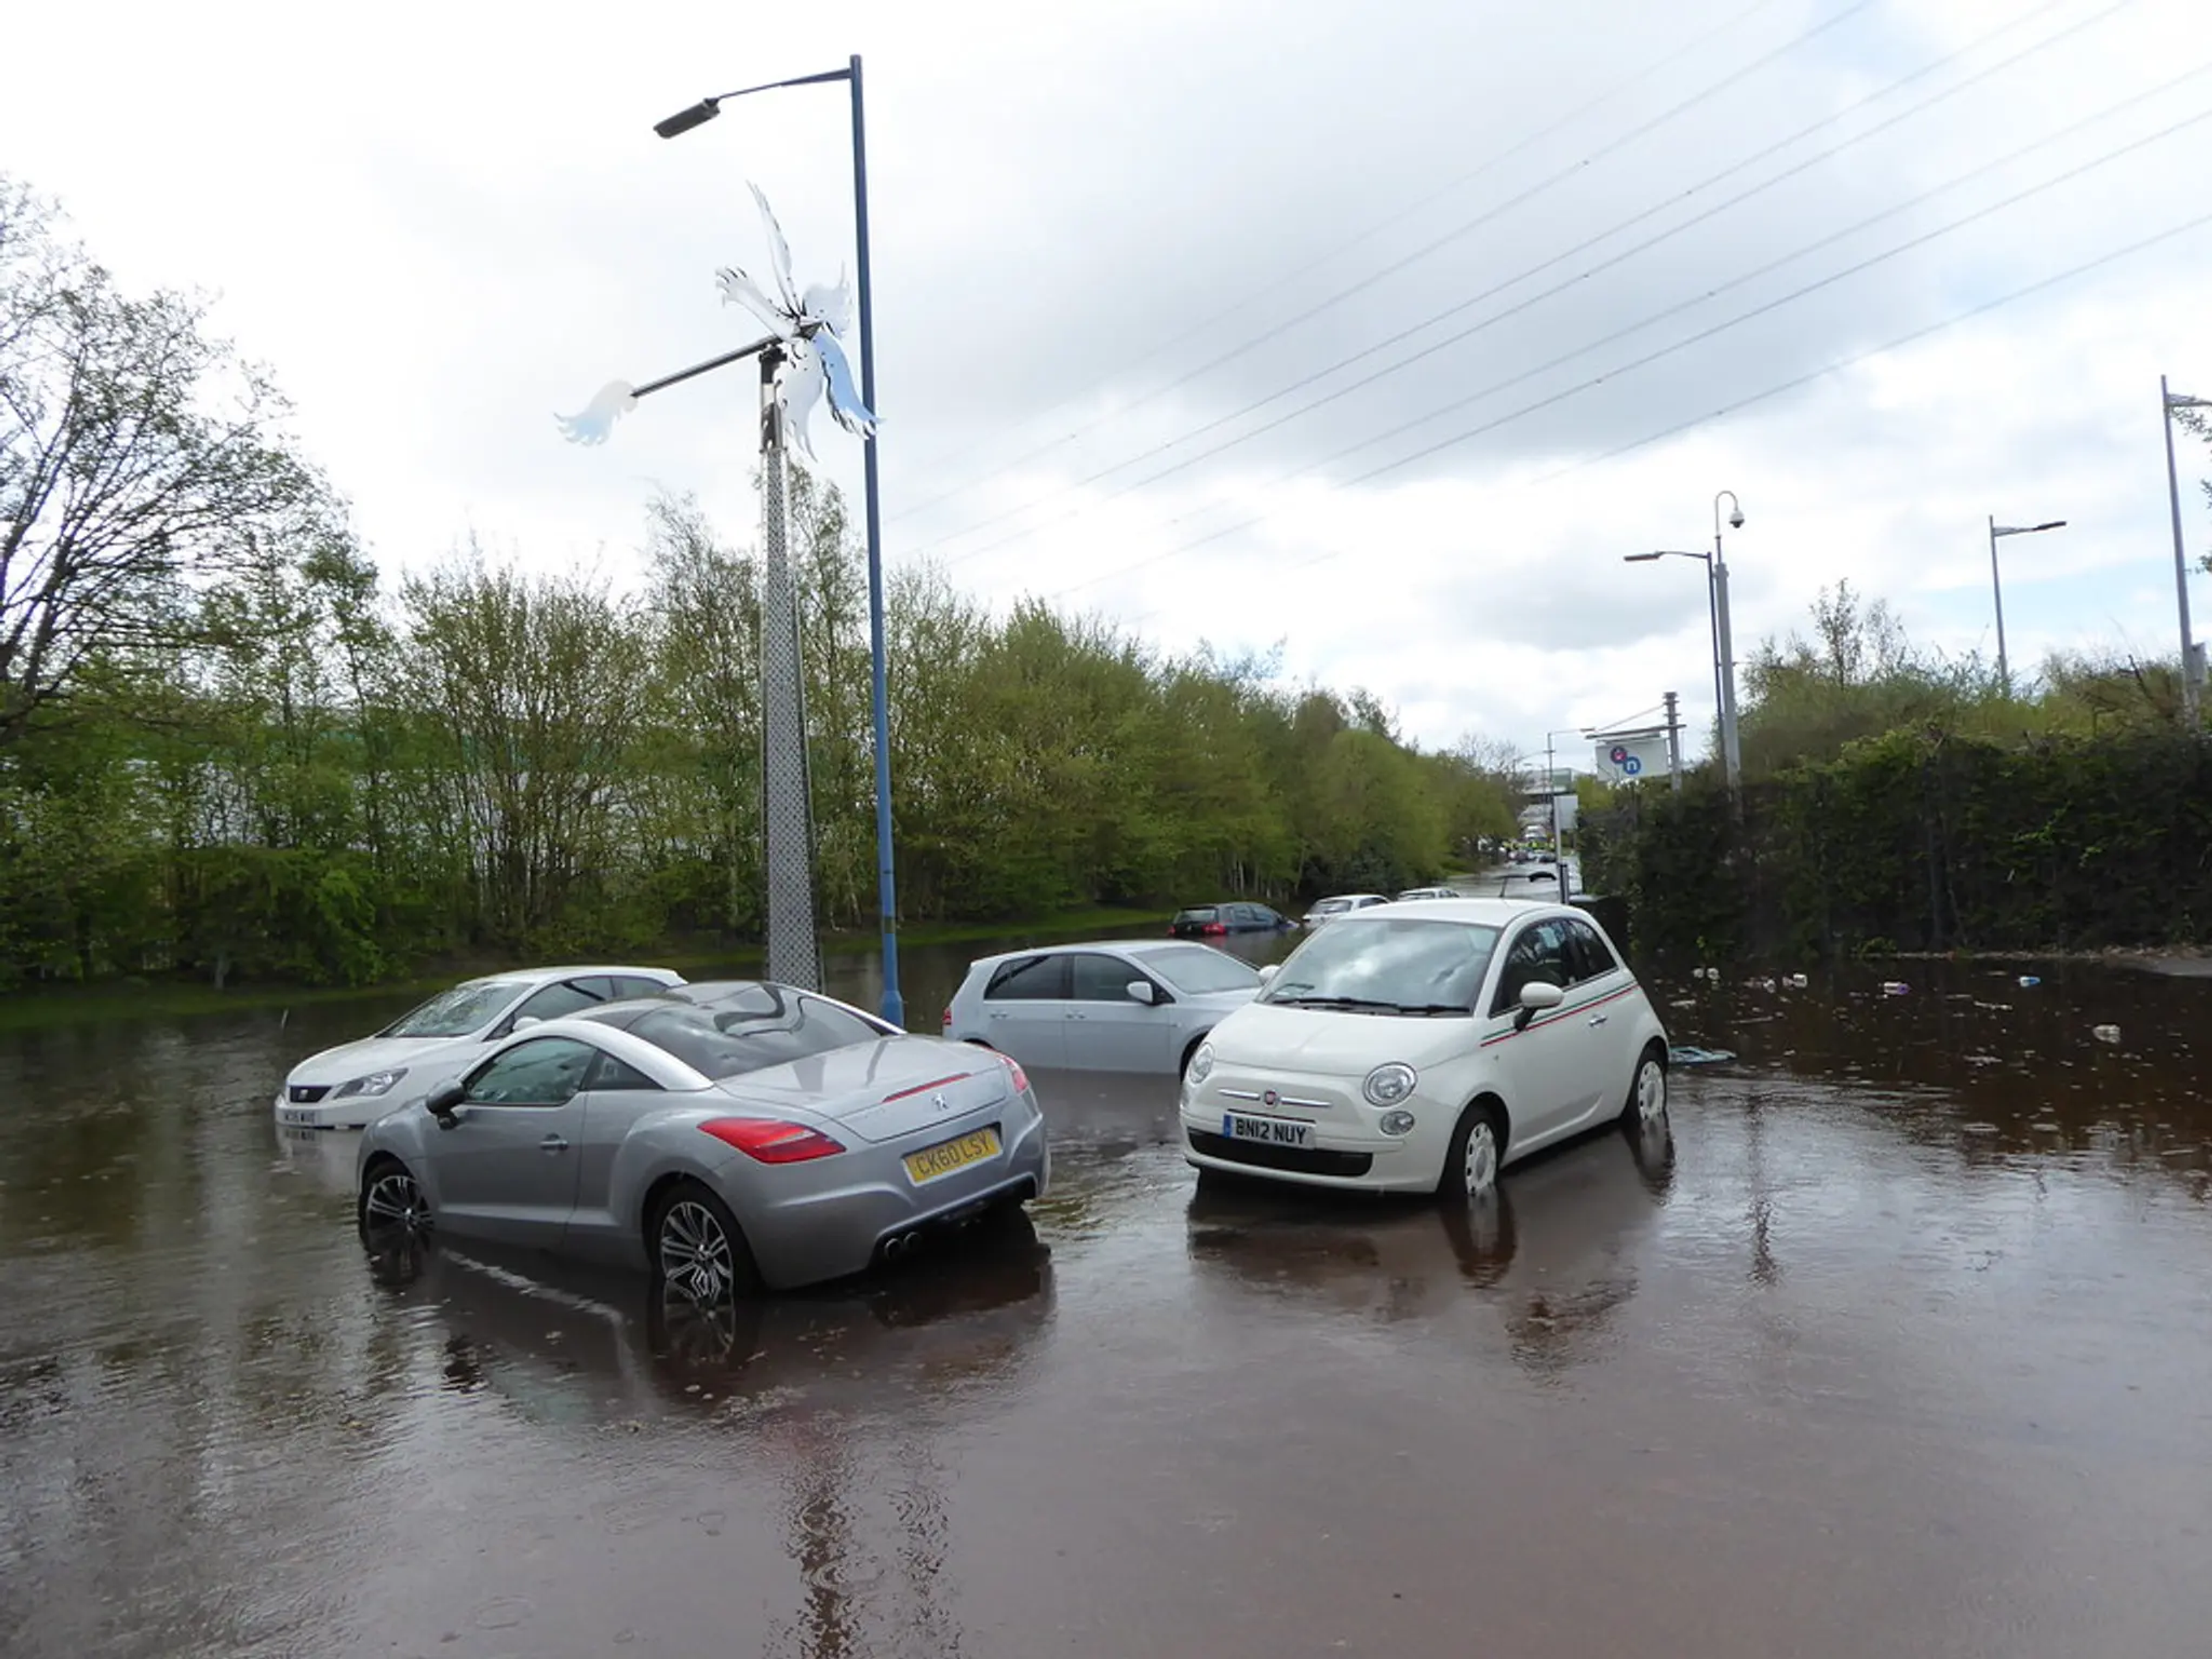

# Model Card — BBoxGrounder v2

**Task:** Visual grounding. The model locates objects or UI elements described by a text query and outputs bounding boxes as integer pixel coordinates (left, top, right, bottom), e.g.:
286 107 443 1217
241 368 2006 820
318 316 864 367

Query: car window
1490 921 1574 1015
1144 945 1262 995
585 1051 661 1092
1561 917 1619 980
613 975 669 1001
464 1037 598 1107
1253 905 1281 926
1069 953 1143 1002
628 991 884 1081
511 979 608 1027
984 955 1068 1001
381 979 531 1039
1173 907 1219 925
1263 919 1501 1014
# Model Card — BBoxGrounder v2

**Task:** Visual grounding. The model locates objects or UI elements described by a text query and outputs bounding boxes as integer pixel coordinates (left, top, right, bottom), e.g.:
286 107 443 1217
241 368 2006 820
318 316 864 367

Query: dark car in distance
1170 902 1294 940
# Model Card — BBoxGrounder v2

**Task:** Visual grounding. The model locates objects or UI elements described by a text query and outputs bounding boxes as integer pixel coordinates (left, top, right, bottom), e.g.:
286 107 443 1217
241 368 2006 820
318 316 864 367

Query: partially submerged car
278 965 685 1130
1301 894 1389 927
1180 899 1666 1202
355 980 1050 1298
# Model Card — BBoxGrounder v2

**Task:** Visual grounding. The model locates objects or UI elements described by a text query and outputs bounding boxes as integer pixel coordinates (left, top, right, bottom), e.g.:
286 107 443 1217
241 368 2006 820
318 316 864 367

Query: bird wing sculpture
749 183 805 318
555 380 638 445
811 328 877 440
781 340 828 463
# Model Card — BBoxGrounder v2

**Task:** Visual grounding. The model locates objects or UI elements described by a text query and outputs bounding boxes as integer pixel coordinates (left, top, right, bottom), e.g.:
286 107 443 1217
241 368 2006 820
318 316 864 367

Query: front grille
1188 1130 1372 1177
288 1084 331 1104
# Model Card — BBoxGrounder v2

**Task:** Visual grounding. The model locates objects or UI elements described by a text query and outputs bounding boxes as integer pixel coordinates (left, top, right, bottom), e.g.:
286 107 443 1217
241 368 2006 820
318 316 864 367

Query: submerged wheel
1621 1045 1668 1127
650 1181 759 1305
1440 1103 1505 1202
358 1158 429 1240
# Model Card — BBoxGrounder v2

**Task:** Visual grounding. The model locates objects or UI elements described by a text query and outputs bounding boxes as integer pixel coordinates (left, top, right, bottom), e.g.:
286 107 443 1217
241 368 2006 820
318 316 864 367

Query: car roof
1357 896 1572 925
967 938 1178 968
1315 893 1387 903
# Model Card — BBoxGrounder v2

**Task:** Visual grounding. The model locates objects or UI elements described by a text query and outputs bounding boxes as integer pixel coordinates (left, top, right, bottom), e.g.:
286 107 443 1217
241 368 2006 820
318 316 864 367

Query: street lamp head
1622 552 1664 563
654 97 723 138
1727 505 1745 530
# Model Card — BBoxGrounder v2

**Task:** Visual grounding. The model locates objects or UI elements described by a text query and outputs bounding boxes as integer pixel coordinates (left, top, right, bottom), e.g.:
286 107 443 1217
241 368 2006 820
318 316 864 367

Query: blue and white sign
1594 736 1669 785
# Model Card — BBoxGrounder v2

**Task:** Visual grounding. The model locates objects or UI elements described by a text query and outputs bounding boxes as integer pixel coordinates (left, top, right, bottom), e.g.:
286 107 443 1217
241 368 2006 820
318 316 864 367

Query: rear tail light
698 1117 847 1163
941 1006 952 1027
1202 922 1227 936
997 1053 1031 1095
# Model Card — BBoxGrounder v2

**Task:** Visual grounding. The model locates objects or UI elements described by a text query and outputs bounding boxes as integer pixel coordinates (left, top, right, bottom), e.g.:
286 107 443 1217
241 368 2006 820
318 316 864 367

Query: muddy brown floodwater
2 935 2210 1658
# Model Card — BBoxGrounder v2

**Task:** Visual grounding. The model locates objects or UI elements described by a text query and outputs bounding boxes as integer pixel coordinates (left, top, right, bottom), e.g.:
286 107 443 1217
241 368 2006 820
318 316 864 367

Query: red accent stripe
881 1071 971 1103
1480 982 1639 1047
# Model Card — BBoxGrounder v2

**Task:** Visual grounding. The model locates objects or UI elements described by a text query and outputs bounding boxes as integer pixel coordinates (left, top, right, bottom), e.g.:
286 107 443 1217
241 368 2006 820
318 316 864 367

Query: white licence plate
279 1109 320 1128
1222 1112 1313 1150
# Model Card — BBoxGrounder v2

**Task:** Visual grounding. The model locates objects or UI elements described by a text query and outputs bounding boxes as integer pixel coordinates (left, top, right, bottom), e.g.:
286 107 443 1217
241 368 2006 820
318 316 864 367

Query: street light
1624 548 1724 778
657 57 907 1026
2162 376 2209 727
1985 517 2066 696
1711 490 1745 794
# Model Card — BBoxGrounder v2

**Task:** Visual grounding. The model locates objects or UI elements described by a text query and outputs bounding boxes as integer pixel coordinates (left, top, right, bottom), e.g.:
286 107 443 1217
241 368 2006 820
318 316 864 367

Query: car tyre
358 1156 430 1243
1438 1101 1506 1203
1620 1043 1668 1128
649 1179 762 1305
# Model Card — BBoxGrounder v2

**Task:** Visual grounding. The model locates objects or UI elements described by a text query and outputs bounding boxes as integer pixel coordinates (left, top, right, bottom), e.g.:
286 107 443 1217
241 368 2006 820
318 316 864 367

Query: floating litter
2017 975 2041 988
2092 1024 2122 1044
1669 1045 1737 1066
1881 981 1911 996
1785 973 1810 989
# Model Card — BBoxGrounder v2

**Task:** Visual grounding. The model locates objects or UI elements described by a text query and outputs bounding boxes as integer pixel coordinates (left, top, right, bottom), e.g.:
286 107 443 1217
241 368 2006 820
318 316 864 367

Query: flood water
2 923 2209 1657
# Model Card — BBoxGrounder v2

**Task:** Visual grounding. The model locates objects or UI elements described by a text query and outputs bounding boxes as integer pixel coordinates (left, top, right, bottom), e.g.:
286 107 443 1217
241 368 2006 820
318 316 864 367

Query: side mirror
1513 980 1563 1031
1256 964 1279 986
511 1014 541 1030
1126 980 1156 1005
425 1081 466 1127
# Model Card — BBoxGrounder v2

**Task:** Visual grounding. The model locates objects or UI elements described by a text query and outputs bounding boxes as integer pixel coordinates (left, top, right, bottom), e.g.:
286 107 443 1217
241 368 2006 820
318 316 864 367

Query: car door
429 1036 598 1247
977 953 1070 1067
1480 919 1615 1152
1062 952 1173 1072
560 1049 669 1263
1557 915 1639 1093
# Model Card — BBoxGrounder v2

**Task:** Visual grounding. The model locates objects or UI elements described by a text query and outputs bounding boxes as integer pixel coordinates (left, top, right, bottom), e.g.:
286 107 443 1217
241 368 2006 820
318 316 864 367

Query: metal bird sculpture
558 183 876 456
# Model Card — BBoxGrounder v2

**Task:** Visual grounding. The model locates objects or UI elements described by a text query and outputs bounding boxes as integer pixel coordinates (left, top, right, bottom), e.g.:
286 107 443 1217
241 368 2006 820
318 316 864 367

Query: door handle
1588 1013 1609 1026
540 1135 570 1153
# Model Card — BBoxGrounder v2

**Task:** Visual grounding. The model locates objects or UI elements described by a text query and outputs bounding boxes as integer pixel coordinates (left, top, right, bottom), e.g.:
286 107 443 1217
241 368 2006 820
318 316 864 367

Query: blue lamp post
656 57 905 1026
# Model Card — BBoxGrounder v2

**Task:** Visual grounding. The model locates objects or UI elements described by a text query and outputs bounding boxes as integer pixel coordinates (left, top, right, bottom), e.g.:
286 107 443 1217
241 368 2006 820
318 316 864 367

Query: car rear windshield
1173 907 1219 924
380 979 529 1038
1145 945 1263 995
1311 899 1350 915
1262 919 1502 1016
627 990 887 1080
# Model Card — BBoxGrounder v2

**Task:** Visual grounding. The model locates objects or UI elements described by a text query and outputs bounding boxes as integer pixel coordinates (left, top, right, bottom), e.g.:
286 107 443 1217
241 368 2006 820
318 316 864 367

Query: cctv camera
1728 509 1745 529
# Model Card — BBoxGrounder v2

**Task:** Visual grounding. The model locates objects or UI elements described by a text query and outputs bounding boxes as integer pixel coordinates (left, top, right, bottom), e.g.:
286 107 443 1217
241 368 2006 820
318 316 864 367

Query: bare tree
0 175 325 746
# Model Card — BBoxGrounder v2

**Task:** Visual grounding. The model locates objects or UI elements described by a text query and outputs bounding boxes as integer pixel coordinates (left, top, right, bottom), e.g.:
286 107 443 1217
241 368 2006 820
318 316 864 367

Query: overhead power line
885 0 1870 528
923 0 2133 567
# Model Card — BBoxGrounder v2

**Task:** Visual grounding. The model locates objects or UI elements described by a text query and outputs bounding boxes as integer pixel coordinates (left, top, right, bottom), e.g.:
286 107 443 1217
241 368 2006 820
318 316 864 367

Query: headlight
333 1068 408 1100
1186 1043 1215 1086
1362 1062 1417 1107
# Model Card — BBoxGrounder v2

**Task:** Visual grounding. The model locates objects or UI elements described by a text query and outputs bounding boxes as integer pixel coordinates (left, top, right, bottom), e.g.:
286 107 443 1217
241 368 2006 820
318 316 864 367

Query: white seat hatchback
1179 900 1667 1200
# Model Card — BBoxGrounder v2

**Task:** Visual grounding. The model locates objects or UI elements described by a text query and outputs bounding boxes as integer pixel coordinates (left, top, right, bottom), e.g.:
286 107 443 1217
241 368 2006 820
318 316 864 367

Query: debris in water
1881 981 1911 996
2017 975 2041 988
1669 1046 1737 1066
2093 1024 2122 1044
1785 973 1810 989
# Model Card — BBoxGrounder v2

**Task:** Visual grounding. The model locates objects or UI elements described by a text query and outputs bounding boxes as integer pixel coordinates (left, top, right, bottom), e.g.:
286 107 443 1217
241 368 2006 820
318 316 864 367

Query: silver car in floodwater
355 980 1049 1298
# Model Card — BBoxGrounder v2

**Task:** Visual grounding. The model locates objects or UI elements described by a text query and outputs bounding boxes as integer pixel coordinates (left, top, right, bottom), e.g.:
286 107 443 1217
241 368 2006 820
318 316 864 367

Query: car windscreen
627 991 887 1080
380 979 529 1038
1261 919 1502 1016
1310 899 1350 915
1143 945 1263 995
1173 907 1219 924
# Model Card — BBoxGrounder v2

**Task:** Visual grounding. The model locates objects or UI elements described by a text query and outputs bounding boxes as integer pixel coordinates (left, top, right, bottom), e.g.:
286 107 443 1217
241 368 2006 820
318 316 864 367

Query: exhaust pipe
882 1230 925 1263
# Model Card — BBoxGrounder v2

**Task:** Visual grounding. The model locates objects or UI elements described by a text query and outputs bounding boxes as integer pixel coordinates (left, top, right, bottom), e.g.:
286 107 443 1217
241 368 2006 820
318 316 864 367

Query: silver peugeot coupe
355 980 1049 1298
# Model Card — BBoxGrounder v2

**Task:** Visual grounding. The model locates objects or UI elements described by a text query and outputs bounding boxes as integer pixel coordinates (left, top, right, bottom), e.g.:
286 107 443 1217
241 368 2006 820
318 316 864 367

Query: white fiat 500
1180 899 1668 1200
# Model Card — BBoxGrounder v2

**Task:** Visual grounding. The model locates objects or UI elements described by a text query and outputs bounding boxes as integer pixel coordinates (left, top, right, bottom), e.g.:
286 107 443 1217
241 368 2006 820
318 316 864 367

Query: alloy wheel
362 1169 428 1234
658 1199 736 1304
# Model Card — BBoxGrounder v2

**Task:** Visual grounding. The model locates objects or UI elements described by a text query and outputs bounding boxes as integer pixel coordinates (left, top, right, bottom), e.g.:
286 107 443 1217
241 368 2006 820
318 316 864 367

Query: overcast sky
6 0 2210 767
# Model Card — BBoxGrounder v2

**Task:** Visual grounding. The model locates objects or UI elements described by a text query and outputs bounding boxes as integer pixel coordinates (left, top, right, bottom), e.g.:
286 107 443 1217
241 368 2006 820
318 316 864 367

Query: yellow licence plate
903 1126 1001 1185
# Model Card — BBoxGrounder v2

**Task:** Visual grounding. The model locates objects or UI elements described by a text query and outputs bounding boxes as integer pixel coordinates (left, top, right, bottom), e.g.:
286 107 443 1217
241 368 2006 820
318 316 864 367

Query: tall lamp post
657 56 906 1026
1985 516 2066 696
1624 547 1723 776
2162 376 2209 728
1710 490 1745 794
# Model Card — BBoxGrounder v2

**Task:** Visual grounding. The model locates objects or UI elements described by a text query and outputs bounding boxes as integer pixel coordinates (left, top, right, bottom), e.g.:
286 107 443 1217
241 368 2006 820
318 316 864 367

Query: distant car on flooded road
1168 902 1294 939
1179 899 1667 1202
355 980 1049 1300
278 965 686 1130
1302 893 1389 927
943 940 1264 1074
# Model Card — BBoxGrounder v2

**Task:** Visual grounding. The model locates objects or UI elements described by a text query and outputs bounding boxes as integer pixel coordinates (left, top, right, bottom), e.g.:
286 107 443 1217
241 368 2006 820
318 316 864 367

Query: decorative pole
559 185 877 994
